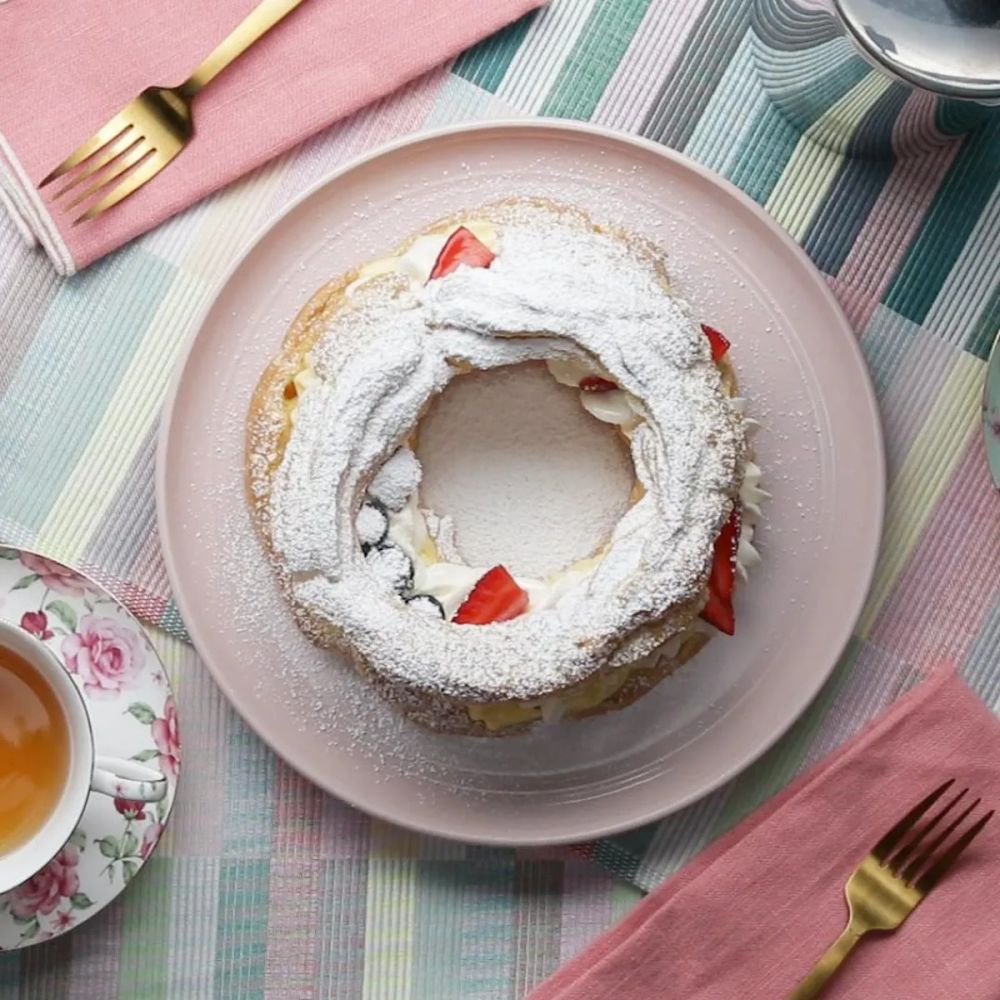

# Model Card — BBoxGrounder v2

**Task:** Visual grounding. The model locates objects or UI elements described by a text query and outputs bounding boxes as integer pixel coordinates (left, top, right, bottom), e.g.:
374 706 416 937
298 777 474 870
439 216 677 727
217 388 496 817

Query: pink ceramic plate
156 121 884 845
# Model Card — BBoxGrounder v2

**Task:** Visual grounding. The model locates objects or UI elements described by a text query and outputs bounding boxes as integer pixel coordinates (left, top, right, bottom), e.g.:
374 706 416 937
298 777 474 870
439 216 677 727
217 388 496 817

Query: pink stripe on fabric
835 93 959 330
263 862 322 998
129 526 174 603
271 759 324 858
592 0 710 131
165 646 229 857
557 864 617 968
60 887 124 998
869 436 1000 667
2 0 542 269
320 791 372 860
263 761 325 996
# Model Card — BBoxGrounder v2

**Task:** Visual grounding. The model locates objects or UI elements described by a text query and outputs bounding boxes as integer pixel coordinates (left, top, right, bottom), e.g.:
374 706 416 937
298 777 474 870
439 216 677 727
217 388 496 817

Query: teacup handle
91 755 168 803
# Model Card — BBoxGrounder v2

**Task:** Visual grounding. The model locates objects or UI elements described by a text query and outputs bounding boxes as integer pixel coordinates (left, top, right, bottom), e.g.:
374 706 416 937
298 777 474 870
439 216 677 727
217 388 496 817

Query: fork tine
39 111 134 188
64 143 154 212
887 786 968 873
900 798 980 884
871 779 955 862
915 809 993 893
52 129 141 201
73 152 164 223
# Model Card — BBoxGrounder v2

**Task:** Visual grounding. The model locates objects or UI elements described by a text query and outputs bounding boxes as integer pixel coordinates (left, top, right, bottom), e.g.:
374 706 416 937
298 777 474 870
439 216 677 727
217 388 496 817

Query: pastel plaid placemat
1 0 998 995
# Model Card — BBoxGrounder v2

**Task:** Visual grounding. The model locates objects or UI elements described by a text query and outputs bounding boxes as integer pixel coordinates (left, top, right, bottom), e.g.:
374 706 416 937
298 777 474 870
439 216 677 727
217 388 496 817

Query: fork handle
179 0 307 98
786 925 864 1000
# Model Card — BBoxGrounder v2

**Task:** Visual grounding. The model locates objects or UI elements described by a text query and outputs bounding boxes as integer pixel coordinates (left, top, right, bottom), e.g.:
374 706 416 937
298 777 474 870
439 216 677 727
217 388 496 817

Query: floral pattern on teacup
0 831 93 943
63 614 146 697
17 552 94 598
150 696 180 782
0 546 179 951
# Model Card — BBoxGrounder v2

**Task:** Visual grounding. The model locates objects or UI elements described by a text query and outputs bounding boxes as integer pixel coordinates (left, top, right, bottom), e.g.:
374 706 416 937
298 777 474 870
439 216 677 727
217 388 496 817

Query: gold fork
788 780 993 999
39 0 306 224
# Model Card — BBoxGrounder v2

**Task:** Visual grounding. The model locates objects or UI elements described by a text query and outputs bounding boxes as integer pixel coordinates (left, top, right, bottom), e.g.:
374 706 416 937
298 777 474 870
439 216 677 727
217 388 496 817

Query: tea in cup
0 621 167 894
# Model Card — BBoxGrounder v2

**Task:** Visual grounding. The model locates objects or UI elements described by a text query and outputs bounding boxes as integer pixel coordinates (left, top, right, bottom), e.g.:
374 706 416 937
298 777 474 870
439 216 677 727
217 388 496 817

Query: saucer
0 545 180 950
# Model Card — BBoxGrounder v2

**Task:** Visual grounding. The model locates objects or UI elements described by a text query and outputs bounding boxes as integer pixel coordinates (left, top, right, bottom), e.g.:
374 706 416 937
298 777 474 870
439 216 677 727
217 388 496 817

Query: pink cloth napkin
0 0 541 274
531 665 1000 1000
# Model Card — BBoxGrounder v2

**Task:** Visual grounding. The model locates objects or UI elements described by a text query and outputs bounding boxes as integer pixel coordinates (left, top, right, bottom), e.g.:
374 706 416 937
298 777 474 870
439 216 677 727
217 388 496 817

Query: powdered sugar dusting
369 448 422 511
267 201 746 702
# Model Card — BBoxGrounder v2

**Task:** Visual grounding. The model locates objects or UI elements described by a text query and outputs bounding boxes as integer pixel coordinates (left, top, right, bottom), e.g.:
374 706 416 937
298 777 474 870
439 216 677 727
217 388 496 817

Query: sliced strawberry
428 227 496 281
579 375 618 392
699 506 740 636
701 323 731 364
453 565 529 625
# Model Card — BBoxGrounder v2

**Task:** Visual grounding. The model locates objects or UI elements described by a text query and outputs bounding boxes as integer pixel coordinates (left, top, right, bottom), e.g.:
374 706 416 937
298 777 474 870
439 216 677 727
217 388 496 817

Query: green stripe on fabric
221 711 275 860
158 602 189 642
683 32 763 174
0 250 175 530
591 833 644 883
937 98 999 139
214 859 270 1000
452 11 537 93
965 280 1000 361
410 861 466 999
214 704 274 997
117 857 172 999
0 955 18 996
458 854 516 998
884 119 1000 325
725 99 800 205
539 0 652 120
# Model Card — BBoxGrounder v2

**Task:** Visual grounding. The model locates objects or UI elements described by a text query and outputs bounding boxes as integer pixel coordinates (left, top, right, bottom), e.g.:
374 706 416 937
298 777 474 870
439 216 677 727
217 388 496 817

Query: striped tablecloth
1 0 998 995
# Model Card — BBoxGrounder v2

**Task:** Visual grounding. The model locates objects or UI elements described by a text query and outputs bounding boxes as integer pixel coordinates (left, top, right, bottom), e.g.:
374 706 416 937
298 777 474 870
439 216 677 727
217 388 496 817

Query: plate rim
156 117 886 845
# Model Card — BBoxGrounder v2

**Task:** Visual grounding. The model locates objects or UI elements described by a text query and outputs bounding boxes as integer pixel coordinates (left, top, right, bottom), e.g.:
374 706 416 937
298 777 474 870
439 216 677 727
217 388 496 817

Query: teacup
0 620 167 894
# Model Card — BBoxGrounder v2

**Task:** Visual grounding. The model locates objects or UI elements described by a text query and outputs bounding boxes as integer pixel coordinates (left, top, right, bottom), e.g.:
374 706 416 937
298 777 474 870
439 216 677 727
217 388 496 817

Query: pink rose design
62 615 145 697
19 553 89 597
20 610 53 640
151 696 180 782
140 822 164 860
8 846 80 919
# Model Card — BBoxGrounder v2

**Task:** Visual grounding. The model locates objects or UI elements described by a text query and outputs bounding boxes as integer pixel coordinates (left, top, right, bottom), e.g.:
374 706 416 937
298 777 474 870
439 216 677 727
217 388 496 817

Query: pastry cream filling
467 621 712 731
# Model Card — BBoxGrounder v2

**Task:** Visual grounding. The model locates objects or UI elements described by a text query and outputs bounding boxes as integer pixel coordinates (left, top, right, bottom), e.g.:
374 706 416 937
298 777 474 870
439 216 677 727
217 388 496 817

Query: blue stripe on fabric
0 250 175 529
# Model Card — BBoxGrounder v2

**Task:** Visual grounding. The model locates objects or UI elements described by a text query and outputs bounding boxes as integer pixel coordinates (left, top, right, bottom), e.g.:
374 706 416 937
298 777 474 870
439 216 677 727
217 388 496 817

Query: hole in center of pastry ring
414 361 636 578
357 358 642 624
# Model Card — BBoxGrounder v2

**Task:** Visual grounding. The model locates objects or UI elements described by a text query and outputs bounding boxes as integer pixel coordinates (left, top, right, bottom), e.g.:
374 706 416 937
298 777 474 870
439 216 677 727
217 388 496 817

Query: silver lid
836 0 1000 100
